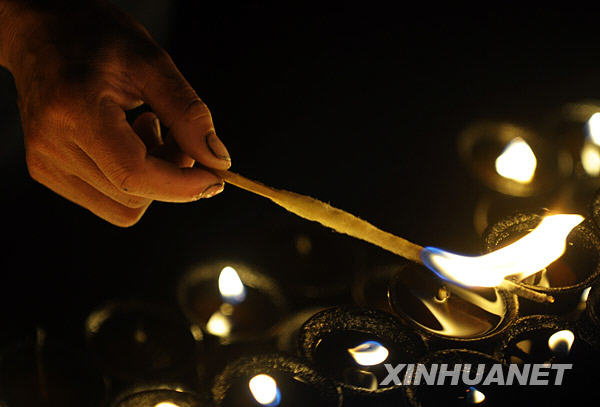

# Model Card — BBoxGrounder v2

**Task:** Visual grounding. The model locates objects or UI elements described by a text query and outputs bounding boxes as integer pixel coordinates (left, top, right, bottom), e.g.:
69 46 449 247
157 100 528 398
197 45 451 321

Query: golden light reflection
495 137 537 183
548 330 575 355
249 374 281 406
206 311 232 337
515 339 532 355
218 266 246 304
347 341 389 366
421 214 584 287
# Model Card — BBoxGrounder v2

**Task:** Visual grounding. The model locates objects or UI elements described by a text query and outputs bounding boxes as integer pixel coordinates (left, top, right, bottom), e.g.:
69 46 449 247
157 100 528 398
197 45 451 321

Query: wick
499 279 554 303
215 170 424 263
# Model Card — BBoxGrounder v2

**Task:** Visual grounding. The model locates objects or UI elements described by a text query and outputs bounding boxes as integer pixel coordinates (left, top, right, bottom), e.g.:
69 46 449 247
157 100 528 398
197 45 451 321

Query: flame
495 137 537 183
155 403 179 407
249 374 281 406
587 112 600 145
548 330 575 355
466 387 486 404
206 310 232 337
581 143 600 176
218 266 246 304
578 287 592 312
347 341 389 366
582 113 600 176
581 287 592 302
421 214 584 287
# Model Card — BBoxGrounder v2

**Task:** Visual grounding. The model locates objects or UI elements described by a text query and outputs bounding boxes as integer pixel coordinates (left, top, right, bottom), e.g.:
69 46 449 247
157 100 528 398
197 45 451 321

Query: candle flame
581 143 600 176
495 137 537 183
347 341 389 366
586 112 600 145
582 112 600 176
206 310 232 337
466 387 486 404
548 330 575 356
249 374 281 406
421 214 584 287
581 287 592 302
155 403 180 407
218 266 246 304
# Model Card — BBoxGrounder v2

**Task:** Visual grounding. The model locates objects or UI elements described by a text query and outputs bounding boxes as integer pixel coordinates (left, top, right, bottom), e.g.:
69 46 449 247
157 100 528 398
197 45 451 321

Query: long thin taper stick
215 170 424 263
215 170 553 303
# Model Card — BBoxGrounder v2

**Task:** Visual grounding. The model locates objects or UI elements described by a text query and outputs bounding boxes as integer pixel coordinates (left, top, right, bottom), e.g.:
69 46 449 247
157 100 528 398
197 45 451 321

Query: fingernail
198 182 224 199
206 131 231 163
153 117 162 143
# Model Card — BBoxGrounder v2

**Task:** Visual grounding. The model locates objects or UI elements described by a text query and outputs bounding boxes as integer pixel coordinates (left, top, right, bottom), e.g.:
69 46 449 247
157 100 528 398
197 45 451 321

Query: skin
0 0 231 226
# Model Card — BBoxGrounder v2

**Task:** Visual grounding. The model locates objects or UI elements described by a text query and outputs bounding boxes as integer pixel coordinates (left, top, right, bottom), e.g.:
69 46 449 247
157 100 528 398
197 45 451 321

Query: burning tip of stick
421 249 559 304
420 214 584 304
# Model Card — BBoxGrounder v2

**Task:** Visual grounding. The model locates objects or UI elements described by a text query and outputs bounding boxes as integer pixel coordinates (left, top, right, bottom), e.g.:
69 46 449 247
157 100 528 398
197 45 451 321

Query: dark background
0 0 599 371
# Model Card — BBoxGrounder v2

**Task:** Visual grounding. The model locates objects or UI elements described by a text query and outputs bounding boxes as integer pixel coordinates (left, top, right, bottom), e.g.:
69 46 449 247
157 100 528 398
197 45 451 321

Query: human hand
0 0 230 226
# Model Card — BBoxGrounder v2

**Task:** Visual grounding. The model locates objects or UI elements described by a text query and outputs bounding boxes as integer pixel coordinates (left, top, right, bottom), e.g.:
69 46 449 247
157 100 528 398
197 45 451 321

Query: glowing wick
421 214 584 287
466 387 486 404
495 137 537 183
548 330 575 356
249 374 281 406
155 403 180 407
347 341 389 366
218 266 246 304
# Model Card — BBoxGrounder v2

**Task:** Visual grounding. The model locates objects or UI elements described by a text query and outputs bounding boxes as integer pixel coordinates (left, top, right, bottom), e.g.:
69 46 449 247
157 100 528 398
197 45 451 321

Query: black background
0 0 600 388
